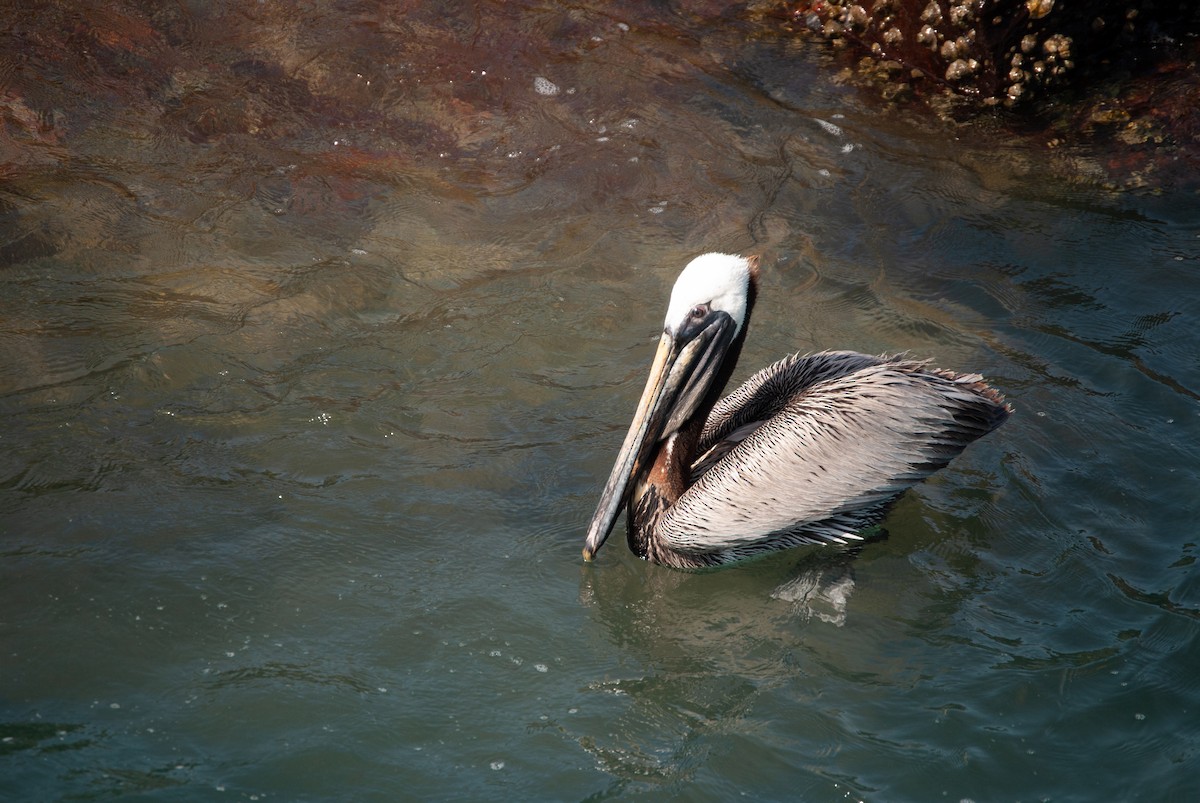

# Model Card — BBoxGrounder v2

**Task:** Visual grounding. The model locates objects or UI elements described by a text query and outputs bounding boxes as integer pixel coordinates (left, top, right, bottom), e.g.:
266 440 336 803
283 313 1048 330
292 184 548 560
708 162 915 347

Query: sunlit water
3 2 1199 800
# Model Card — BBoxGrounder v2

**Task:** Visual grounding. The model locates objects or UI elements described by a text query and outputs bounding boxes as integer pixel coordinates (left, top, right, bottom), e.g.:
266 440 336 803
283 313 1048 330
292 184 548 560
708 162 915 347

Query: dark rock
779 0 1200 105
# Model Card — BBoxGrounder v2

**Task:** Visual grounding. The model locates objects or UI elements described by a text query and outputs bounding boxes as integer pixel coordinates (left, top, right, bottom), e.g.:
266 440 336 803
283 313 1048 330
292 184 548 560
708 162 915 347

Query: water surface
2 2 1199 800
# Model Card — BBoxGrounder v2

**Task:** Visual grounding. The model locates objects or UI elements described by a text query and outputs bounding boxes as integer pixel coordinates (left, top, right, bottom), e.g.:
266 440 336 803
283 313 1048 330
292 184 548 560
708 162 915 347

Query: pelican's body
583 253 1010 569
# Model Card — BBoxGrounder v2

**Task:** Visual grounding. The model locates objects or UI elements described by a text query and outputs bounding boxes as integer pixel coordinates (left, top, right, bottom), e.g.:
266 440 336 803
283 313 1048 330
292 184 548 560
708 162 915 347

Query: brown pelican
583 253 1011 569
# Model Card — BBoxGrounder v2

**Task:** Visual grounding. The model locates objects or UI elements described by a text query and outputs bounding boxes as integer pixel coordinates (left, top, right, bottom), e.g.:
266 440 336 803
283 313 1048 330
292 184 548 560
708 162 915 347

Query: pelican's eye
689 304 708 320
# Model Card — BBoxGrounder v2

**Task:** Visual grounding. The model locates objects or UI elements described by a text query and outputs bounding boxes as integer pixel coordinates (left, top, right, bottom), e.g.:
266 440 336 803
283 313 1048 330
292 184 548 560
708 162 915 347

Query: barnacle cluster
787 0 1196 105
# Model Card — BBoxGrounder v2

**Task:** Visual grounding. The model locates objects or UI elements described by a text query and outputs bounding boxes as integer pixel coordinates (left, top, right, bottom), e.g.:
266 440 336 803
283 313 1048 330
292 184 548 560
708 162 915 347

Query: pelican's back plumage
657 352 1010 567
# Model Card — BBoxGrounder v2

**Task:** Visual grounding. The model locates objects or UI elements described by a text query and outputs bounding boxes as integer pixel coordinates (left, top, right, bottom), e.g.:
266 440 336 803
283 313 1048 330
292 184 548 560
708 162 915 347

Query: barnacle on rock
945 58 969 80
1027 0 1055 20
1043 33 1071 58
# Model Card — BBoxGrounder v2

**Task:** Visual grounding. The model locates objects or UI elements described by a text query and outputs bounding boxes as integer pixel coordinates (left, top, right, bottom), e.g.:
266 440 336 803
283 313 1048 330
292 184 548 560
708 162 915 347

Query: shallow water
3 2 1199 800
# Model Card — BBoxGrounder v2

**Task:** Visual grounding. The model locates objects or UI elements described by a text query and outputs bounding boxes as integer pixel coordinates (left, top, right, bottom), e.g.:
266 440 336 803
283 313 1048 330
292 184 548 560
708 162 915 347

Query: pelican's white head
664 253 756 337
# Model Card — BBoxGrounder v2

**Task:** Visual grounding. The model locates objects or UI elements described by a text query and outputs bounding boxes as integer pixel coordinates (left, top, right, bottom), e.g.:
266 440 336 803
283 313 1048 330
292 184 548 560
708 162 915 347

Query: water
3 2 1199 800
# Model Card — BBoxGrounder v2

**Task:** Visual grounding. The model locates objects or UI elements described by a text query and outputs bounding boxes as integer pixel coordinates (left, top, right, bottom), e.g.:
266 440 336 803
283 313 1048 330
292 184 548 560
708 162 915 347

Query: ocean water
2 2 1198 800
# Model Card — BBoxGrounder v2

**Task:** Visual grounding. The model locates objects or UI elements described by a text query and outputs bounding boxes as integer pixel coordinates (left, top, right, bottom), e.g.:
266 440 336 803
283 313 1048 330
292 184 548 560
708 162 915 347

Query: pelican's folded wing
664 353 1009 562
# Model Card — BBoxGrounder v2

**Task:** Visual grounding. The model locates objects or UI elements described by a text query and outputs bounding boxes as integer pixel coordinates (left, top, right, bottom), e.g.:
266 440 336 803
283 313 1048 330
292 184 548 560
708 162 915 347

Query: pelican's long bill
582 311 737 561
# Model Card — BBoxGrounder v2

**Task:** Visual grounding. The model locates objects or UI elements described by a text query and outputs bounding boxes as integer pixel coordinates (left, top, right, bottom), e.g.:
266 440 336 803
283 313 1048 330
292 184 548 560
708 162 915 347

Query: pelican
583 253 1011 569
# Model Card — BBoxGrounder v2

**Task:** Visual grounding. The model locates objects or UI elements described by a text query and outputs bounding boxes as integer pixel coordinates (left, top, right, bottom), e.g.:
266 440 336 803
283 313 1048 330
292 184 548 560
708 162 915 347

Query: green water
2 2 1198 800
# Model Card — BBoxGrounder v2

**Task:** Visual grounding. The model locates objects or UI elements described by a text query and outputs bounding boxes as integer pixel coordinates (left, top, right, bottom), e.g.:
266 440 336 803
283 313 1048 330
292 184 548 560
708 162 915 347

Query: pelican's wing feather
662 351 1010 561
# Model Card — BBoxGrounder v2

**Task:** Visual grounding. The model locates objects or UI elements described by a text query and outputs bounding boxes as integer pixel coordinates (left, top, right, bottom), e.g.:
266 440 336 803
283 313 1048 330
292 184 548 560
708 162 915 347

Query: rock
779 0 1199 106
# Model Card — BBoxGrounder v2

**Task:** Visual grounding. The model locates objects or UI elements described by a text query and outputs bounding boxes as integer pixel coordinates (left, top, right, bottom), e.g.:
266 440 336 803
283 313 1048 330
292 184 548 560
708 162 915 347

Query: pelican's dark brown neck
627 420 720 569
627 421 697 557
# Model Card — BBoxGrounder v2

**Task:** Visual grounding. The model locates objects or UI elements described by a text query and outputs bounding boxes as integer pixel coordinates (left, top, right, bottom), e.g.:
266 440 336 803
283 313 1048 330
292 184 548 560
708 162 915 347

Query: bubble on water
490 760 505 770
534 663 548 673
533 76 560 96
